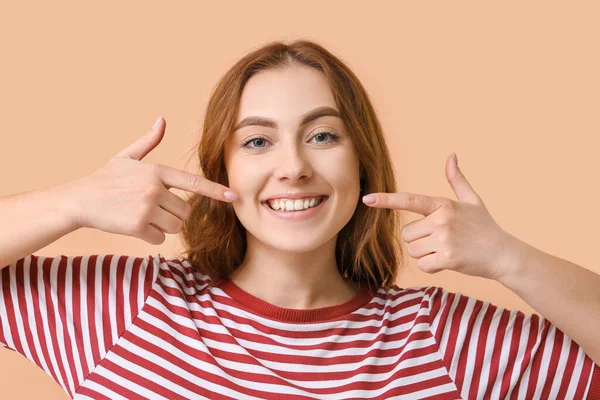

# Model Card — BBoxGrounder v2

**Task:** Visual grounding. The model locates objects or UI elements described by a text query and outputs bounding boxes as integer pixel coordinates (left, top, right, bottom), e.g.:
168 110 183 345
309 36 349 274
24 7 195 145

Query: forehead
236 65 337 124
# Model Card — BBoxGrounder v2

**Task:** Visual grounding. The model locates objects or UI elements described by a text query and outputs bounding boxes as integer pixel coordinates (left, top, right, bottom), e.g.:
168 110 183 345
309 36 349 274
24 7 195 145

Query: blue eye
241 136 268 149
241 129 340 151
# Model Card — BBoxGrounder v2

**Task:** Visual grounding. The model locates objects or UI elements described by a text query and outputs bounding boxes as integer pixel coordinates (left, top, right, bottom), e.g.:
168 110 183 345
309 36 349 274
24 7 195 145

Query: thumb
115 116 165 160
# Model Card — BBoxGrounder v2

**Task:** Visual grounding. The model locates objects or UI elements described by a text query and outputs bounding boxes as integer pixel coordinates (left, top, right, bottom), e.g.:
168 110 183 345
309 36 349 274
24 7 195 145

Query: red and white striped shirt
1 253 599 399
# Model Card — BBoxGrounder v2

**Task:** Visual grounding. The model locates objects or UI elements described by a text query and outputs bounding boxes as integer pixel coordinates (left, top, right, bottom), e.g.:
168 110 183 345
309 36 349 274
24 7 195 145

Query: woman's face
223 63 361 253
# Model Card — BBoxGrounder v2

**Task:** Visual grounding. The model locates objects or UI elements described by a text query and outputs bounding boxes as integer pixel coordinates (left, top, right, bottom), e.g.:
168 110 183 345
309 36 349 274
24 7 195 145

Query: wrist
495 231 531 286
47 179 85 231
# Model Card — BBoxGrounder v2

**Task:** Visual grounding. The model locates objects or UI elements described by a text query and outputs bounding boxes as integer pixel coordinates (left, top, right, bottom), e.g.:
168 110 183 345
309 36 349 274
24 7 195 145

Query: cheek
226 156 252 186
226 159 266 207
320 151 360 187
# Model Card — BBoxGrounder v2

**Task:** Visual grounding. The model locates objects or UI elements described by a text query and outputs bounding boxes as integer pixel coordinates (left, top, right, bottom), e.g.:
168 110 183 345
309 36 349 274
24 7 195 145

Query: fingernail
362 194 376 204
224 191 238 201
153 116 162 128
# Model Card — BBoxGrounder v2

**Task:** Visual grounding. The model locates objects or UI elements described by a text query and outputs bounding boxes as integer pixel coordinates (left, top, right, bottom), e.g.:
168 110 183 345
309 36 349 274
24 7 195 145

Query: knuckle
442 248 454 265
138 203 153 221
436 213 456 230
187 173 202 189
143 184 161 200
148 162 158 172
436 215 451 228
437 230 450 244
404 194 416 208
148 163 162 178
442 199 456 212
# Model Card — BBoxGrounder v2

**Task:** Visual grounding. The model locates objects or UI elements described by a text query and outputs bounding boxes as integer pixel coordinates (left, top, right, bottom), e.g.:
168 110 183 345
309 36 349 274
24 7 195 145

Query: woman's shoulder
376 283 439 301
368 283 444 315
152 253 215 293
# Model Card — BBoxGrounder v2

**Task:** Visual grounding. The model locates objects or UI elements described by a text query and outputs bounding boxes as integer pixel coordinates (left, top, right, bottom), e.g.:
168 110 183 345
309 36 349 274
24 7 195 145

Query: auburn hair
177 39 406 293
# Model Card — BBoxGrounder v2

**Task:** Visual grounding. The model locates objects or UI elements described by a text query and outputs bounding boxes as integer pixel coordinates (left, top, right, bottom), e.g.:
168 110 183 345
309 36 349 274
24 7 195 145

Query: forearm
0 181 81 269
498 233 600 366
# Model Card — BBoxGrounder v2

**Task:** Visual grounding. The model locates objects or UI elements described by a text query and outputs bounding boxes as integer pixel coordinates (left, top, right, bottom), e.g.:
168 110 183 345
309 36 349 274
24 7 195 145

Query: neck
228 234 359 309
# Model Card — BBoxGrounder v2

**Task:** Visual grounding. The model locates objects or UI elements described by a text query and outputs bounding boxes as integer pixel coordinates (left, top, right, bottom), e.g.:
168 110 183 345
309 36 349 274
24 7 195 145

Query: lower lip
262 196 329 221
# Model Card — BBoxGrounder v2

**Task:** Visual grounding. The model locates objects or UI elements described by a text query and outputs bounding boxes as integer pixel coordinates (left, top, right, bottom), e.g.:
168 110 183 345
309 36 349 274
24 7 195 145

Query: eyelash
240 129 340 151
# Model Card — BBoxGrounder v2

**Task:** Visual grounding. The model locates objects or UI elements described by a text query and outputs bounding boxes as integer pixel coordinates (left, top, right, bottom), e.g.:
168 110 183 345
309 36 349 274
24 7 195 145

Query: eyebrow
233 106 341 132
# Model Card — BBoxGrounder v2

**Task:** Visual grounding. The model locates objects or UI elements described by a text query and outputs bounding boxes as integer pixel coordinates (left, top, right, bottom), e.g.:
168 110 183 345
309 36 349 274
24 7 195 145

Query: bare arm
0 117 238 269
497 234 600 367
0 180 81 269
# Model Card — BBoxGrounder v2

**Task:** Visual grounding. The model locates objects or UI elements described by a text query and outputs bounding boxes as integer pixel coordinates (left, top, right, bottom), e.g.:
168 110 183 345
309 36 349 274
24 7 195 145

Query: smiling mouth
261 195 328 211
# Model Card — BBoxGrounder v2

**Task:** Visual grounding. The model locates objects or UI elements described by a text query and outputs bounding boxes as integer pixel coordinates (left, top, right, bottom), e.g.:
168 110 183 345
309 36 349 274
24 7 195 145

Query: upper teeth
267 196 323 211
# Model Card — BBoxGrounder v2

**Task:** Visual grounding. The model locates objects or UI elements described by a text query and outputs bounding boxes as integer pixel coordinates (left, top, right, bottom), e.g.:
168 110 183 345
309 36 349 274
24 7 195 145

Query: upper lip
262 192 328 202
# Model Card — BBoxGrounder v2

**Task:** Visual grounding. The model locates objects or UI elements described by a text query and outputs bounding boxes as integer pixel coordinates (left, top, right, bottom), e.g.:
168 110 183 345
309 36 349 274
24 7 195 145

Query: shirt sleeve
0 253 161 399
425 285 600 400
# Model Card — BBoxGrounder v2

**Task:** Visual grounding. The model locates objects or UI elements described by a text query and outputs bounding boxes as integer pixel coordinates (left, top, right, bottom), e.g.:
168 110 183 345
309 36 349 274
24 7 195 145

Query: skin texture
223 63 362 310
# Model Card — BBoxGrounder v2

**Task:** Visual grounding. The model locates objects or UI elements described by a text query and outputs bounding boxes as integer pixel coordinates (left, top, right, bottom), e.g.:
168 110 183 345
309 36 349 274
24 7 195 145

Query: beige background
1 1 599 398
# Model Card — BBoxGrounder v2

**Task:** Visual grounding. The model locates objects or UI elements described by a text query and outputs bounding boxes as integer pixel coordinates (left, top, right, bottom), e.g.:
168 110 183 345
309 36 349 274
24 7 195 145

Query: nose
274 138 313 183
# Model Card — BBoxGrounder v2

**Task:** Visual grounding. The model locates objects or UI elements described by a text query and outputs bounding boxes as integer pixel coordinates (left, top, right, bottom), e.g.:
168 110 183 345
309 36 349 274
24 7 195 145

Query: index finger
365 192 443 216
156 164 238 202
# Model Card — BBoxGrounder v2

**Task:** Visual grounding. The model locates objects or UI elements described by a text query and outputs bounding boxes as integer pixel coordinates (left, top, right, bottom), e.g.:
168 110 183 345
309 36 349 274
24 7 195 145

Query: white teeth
267 196 323 212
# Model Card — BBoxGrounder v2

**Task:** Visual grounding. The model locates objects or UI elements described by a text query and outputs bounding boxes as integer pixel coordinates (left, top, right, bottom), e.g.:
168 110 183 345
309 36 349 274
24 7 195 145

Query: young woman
1 40 598 399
